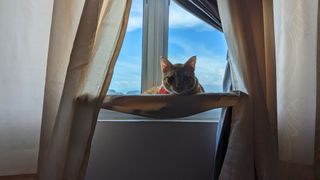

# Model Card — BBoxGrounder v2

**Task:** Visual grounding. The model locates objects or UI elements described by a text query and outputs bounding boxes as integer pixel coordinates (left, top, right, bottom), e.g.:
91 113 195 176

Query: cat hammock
102 91 243 119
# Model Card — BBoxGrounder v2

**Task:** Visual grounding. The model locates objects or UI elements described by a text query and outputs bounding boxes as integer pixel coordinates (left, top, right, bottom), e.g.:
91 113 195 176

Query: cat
143 56 204 95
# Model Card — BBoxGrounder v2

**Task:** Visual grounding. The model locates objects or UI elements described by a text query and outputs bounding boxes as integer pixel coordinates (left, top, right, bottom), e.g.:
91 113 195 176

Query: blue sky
109 0 228 93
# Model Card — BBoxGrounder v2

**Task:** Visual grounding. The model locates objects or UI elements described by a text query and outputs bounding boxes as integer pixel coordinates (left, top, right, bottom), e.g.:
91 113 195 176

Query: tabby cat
143 56 204 95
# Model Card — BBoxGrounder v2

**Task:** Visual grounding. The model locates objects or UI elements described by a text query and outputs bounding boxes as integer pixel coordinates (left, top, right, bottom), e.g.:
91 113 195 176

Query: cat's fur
143 56 204 95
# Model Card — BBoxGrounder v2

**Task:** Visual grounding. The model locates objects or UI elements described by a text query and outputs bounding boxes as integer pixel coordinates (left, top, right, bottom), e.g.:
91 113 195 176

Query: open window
99 0 240 121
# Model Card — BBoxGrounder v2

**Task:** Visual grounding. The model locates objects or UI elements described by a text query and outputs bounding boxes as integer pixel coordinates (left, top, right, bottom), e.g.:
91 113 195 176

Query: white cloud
127 16 143 32
169 37 216 56
126 0 143 32
176 55 226 88
169 1 213 30
195 56 226 87
109 55 141 92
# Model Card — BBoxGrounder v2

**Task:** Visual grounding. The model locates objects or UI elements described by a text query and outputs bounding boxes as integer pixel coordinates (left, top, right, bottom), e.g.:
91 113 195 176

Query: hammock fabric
102 91 243 119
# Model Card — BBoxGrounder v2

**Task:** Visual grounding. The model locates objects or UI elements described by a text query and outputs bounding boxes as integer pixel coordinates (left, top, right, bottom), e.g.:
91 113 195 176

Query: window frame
141 0 170 92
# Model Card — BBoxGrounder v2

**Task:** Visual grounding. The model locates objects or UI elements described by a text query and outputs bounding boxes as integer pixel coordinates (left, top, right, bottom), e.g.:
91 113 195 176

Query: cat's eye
167 76 175 83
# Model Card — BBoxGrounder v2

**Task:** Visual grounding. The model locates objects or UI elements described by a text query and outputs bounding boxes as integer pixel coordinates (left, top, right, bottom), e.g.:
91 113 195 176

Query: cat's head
160 56 197 94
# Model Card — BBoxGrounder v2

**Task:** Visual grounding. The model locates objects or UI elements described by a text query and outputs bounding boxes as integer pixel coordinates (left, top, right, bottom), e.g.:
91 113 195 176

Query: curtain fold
316 0 320 176
214 52 233 179
274 0 319 179
38 0 131 179
38 0 86 176
274 0 318 165
214 106 232 180
217 0 279 179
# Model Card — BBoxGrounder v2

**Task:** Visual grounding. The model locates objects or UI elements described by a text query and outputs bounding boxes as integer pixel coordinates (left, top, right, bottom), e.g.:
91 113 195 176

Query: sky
108 0 228 94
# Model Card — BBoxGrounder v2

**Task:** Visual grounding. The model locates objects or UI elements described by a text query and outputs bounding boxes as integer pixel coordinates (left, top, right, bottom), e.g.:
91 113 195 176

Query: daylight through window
104 0 228 120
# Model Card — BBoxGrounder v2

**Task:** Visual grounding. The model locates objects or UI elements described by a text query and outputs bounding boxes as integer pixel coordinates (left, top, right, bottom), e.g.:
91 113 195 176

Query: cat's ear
184 56 196 74
160 56 172 73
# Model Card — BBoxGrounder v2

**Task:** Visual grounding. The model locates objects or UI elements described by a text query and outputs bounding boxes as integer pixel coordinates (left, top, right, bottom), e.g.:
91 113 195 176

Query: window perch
102 91 243 119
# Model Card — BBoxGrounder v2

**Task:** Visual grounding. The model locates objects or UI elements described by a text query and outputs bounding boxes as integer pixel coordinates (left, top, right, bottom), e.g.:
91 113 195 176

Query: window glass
168 1 228 92
102 0 227 121
107 0 143 95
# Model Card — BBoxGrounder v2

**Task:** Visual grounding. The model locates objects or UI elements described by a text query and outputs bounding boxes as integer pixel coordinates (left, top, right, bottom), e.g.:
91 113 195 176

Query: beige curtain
38 0 131 179
217 0 279 179
274 0 319 179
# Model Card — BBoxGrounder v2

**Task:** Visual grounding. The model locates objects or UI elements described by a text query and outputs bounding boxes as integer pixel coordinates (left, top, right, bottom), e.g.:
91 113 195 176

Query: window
107 0 143 95
167 1 228 120
168 1 227 92
100 0 228 121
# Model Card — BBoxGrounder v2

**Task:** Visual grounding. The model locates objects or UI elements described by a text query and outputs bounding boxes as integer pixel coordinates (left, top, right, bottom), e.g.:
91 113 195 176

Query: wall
0 0 53 175
86 121 217 180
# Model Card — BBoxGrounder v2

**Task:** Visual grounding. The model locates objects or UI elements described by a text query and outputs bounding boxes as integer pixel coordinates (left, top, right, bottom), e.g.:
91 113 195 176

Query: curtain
316 3 320 177
217 0 279 179
38 0 131 179
214 53 232 179
274 0 319 179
